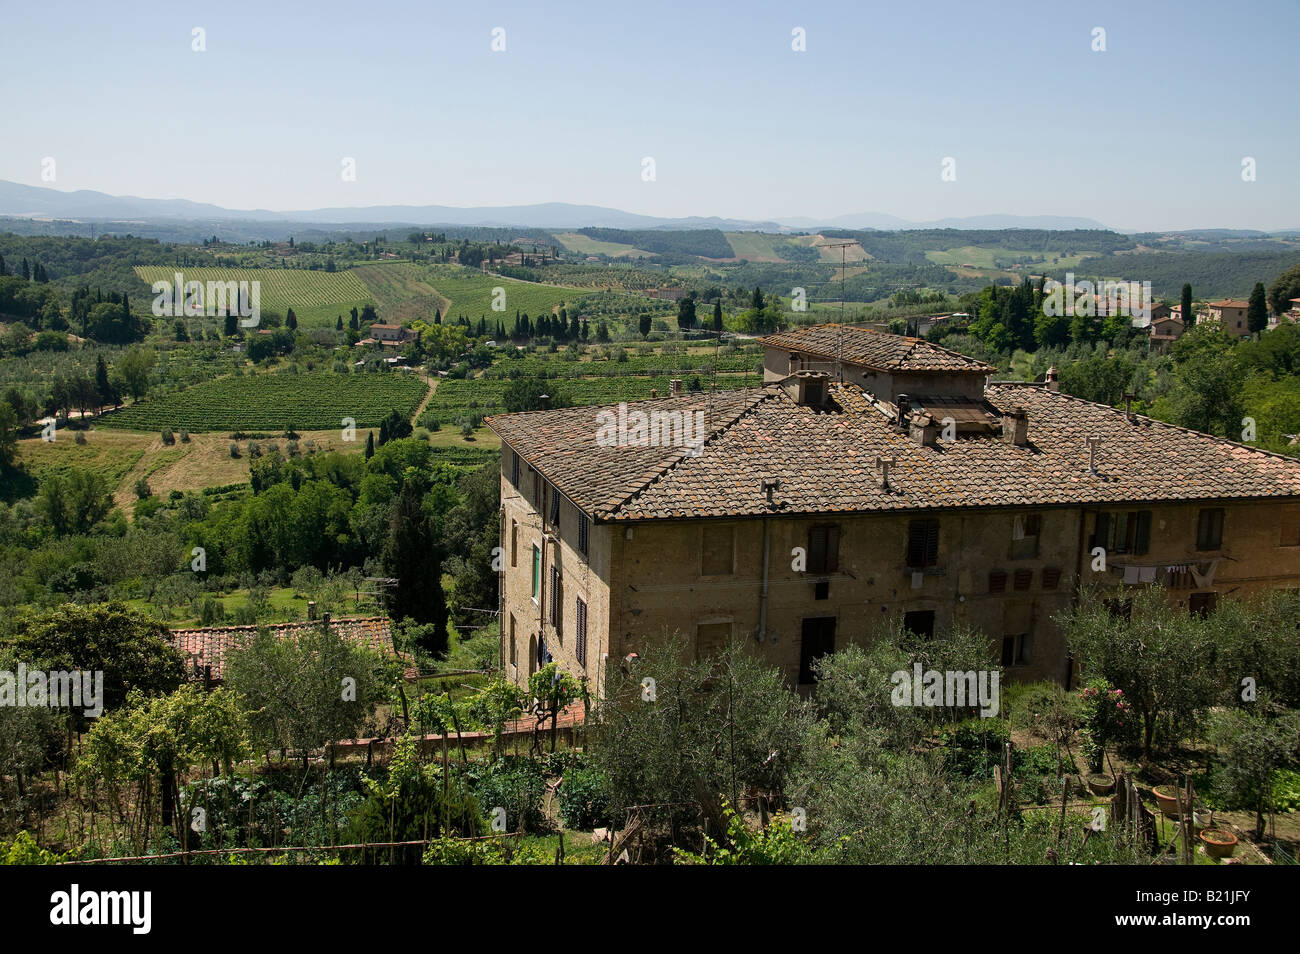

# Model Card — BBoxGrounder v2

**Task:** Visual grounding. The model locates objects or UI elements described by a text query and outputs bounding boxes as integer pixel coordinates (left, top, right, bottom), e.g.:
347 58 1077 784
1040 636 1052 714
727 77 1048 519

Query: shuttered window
1042 566 1062 590
988 569 1007 594
511 450 520 487
1013 568 1033 591
1094 510 1151 555
1196 508 1224 551
549 488 561 529
907 519 940 568
808 524 840 574
576 598 588 668
578 512 590 556
549 565 562 635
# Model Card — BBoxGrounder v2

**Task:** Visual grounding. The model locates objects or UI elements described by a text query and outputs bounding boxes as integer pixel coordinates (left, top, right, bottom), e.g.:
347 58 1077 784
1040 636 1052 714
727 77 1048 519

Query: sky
1 0 1297 230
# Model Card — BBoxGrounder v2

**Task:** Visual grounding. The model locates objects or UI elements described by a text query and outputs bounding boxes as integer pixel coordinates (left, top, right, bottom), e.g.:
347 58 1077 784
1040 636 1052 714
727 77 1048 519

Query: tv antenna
819 240 858 381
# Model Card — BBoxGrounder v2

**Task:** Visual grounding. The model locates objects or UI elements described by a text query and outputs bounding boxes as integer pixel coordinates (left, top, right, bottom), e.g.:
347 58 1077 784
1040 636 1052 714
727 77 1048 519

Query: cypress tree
1181 284 1194 328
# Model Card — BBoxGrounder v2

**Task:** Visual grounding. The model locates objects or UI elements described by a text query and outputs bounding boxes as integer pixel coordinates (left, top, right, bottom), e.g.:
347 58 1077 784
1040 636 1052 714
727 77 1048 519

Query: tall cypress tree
1181 284 1194 328
382 482 448 647
713 300 723 333
1247 282 1269 334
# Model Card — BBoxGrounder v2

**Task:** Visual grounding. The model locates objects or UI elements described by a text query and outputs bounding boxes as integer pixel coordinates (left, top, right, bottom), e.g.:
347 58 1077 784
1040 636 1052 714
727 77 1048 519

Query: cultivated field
553 232 653 258
95 371 428 432
134 266 372 328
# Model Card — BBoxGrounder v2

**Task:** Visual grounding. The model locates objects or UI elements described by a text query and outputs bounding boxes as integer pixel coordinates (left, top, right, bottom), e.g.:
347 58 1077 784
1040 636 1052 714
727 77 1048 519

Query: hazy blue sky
2 0 1297 229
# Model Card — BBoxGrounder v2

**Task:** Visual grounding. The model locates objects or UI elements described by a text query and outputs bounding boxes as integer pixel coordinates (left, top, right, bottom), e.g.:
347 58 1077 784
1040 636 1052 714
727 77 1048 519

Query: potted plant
1152 785 1187 818
1199 828 1238 859
1087 774 1115 796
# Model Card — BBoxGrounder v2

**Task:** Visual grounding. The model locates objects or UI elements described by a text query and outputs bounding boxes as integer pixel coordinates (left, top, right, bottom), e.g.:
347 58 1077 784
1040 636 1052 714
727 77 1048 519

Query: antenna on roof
822 240 857 382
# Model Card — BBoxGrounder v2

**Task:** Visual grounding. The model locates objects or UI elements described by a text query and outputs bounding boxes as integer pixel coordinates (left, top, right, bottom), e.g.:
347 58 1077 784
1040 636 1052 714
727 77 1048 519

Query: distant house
1149 313 1186 352
644 287 688 302
1206 299 1251 337
172 616 405 683
357 323 415 347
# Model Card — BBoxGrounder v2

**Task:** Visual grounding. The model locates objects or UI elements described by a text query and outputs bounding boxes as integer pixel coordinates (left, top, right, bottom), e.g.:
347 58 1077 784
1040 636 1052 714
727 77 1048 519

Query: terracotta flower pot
1087 774 1115 796
1199 828 1238 859
1152 786 1187 818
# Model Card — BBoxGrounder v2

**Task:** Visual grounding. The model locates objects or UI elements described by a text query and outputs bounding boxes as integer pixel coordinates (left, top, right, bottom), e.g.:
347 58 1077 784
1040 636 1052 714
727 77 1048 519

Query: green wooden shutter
1093 512 1110 551
1135 511 1152 555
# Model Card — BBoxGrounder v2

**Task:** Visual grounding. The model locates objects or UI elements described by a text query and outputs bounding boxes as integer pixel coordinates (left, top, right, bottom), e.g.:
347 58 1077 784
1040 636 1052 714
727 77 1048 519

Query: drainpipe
498 504 506 679
758 516 771 641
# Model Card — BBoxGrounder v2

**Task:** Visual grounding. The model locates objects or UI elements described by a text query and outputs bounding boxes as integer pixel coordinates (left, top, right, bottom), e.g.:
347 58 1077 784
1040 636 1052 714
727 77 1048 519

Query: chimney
761 477 780 506
650 389 657 399
321 611 331 629
875 455 896 490
894 394 911 432
670 378 683 397
909 412 939 447
307 601 317 621
1045 366 1059 392
539 393 550 410
1002 406 1029 446
784 370 829 406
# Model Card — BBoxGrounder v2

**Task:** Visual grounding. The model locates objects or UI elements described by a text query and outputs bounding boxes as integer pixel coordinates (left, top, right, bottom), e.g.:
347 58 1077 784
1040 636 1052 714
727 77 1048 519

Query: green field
135 266 372 329
723 232 781 261
351 263 450 324
423 372 761 425
554 232 653 258
379 264 588 322
97 371 429 432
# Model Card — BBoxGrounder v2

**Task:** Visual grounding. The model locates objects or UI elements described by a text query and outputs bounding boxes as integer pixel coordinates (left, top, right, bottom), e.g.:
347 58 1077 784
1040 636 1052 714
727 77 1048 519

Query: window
1010 513 1041 560
906 519 940 568
807 524 840 574
701 524 735 576
578 512 590 556
531 467 542 511
814 579 830 600
696 621 731 661
549 488 561 529
549 565 562 636
575 598 588 668
988 569 1007 594
510 519 518 567
1042 566 1062 590
799 617 837 684
511 450 520 487
903 610 935 640
1013 568 1032 591
1189 592 1217 618
1093 510 1151 555
509 614 517 667
531 545 541 602
1196 508 1224 551
1001 634 1032 667
1282 507 1300 547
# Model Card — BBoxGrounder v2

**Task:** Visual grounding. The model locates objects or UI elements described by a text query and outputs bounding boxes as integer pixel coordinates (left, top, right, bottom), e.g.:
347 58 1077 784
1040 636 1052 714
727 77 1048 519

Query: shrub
161 429 175 445
558 766 614 830
464 757 548 834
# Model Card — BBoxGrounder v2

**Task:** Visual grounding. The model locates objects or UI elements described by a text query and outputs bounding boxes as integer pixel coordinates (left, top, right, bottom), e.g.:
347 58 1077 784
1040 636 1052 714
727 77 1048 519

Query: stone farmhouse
487 324 1300 697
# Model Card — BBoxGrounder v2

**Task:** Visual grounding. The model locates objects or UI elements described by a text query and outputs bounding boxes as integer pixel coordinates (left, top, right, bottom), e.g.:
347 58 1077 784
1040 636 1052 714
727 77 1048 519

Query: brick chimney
1045 366 1059 392
670 378 683 396
909 411 940 447
1002 406 1029 446
894 393 911 433
539 394 550 410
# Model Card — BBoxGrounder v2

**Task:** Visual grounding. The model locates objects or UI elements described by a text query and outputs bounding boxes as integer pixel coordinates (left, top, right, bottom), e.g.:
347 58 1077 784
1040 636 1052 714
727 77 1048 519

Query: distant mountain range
0 179 1293 235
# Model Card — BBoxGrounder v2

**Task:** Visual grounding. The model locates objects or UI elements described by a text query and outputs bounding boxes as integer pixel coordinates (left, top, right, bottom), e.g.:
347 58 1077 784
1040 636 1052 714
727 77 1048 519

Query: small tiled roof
488 383 1300 522
760 324 995 373
172 616 396 681
1209 299 1250 309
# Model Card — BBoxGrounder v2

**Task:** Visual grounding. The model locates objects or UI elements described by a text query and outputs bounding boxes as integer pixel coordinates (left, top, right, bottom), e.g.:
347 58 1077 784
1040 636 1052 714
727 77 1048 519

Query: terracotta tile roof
759 324 995 373
1209 299 1250 309
489 383 1300 522
172 616 397 681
